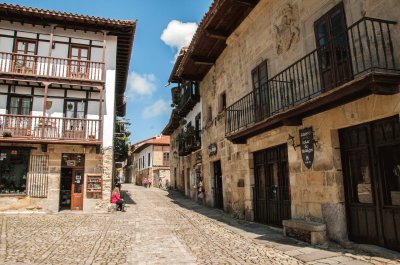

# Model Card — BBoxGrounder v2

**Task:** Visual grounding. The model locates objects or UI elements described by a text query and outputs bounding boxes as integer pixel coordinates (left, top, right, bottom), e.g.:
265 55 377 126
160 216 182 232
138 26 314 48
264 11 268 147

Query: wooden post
41 82 51 137
98 85 104 141
47 24 56 77
101 31 108 81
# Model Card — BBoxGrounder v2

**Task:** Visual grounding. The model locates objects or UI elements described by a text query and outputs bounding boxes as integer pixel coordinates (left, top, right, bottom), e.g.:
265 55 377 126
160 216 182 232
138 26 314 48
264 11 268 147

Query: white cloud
142 99 169 119
161 20 198 60
126 71 157 100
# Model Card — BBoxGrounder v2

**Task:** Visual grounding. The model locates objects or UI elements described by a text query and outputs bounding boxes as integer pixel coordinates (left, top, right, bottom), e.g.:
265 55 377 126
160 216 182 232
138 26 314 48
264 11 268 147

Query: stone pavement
0 184 398 265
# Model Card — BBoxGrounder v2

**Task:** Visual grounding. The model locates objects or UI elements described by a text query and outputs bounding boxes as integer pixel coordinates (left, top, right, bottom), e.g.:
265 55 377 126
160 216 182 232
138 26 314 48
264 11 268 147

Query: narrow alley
0 184 398 265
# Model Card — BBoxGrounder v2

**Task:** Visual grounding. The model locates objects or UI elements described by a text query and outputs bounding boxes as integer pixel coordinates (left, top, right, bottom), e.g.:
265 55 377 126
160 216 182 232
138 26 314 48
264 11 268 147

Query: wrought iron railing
0 114 100 141
226 17 398 136
0 52 104 81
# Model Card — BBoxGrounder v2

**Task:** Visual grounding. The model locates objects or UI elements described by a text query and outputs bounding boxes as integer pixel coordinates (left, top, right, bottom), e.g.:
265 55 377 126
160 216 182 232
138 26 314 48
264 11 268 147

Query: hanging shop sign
208 143 217 156
300 127 315 169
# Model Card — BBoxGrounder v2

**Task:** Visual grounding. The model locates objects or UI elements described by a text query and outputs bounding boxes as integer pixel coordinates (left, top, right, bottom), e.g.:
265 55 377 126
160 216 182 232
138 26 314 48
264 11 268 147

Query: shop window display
0 148 30 194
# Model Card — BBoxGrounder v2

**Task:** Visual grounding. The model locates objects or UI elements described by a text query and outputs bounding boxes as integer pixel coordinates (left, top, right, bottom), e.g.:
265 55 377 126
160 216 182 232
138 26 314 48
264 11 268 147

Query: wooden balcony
176 82 200 117
226 17 400 143
0 52 104 83
0 114 101 145
177 130 201 156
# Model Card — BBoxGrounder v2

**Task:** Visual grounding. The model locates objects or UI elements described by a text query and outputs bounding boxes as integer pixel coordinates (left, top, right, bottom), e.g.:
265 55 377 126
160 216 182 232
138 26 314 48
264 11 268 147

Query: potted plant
3 130 12 137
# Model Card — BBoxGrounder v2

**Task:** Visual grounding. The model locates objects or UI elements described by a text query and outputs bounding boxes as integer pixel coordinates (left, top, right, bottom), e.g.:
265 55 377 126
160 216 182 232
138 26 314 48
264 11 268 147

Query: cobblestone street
0 184 399 265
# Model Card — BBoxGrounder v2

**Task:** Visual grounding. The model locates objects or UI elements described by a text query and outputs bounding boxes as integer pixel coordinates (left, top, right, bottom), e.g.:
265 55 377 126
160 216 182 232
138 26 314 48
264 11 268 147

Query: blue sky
6 0 212 143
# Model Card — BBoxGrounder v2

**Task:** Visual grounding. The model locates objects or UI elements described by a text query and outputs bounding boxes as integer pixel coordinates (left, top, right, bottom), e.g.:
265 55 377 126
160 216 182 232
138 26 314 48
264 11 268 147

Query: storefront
339 115 400 251
0 147 30 195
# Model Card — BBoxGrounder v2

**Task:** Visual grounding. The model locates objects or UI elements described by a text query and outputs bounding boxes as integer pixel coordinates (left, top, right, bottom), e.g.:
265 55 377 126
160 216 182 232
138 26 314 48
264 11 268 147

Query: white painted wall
0 21 120 148
185 101 202 128
137 145 153 171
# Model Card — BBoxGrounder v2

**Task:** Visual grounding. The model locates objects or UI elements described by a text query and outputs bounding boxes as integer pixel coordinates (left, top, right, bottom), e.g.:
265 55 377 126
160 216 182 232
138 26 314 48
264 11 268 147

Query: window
0 147 30 195
252 60 268 91
163 152 170 161
195 113 201 133
65 100 86 119
69 45 90 78
207 106 212 123
64 100 86 135
139 158 141 170
218 92 227 112
8 96 31 115
14 39 37 74
314 2 350 90
142 155 145 168
148 153 151 167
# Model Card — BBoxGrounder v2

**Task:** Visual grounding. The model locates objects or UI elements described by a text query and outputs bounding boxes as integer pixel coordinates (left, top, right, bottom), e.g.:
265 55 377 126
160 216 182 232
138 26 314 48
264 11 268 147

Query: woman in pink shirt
111 187 125 211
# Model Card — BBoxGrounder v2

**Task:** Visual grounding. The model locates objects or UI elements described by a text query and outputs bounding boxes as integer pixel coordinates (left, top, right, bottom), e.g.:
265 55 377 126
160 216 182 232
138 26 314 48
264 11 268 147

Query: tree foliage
114 119 131 162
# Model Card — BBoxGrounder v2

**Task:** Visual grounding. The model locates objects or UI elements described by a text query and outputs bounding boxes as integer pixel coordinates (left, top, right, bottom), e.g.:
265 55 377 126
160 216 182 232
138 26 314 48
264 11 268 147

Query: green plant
3 130 12 137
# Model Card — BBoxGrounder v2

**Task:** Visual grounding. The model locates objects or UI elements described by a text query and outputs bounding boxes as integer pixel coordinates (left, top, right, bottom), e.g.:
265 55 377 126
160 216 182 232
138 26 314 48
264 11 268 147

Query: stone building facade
164 0 400 251
0 4 136 212
129 135 171 188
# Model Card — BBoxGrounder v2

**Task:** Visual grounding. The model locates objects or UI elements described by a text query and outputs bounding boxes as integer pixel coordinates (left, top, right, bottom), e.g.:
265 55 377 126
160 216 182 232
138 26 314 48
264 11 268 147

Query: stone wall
197 0 400 237
0 143 108 213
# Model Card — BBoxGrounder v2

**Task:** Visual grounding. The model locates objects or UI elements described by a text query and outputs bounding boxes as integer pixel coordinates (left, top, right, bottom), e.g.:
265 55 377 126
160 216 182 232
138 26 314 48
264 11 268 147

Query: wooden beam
231 0 257 7
191 56 215 65
205 29 229 40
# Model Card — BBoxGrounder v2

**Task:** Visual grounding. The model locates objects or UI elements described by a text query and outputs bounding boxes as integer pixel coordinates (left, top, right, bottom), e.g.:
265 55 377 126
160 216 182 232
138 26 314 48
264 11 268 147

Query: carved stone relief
273 3 300 55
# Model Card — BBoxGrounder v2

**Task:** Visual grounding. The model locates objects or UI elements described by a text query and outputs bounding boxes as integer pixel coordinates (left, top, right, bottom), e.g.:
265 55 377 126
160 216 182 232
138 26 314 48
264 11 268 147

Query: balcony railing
177 130 201 156
176 82 200 116
226 17 398 136
0 52 104 82
0 114 100 141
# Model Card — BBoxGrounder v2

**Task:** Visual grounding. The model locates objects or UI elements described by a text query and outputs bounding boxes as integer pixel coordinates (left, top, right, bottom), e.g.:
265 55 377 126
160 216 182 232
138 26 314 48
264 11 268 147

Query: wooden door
69 45 89 79
213 161 223 209
254 152 267 223
252 60 269 122
254 145 291 227
14 39 36 74
314 3 352 91
340 116 400 251
71 169 84 210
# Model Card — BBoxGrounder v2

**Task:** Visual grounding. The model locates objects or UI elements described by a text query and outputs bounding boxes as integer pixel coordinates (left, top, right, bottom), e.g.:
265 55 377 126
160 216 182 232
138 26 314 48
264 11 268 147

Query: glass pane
80 49 88 59
17 42 25 53
317 21 328 46
74 171 83 193
381 144 400 206
71 48 79 58
66 101 75 118
27 43 36 54
252 70 259 90
0 148 29 194
330 10 344 37
348 149 373 204
21 98 31 115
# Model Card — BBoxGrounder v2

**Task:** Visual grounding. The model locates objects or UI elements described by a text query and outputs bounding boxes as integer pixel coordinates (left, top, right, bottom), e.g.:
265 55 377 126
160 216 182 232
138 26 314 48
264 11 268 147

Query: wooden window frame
63 99 88 119
6 94 33 115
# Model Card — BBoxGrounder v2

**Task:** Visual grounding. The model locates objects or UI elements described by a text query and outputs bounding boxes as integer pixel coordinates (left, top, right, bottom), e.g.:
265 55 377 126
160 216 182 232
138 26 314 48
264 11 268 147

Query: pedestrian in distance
111 187 125 212
165 179 170 190
158 177 163 189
